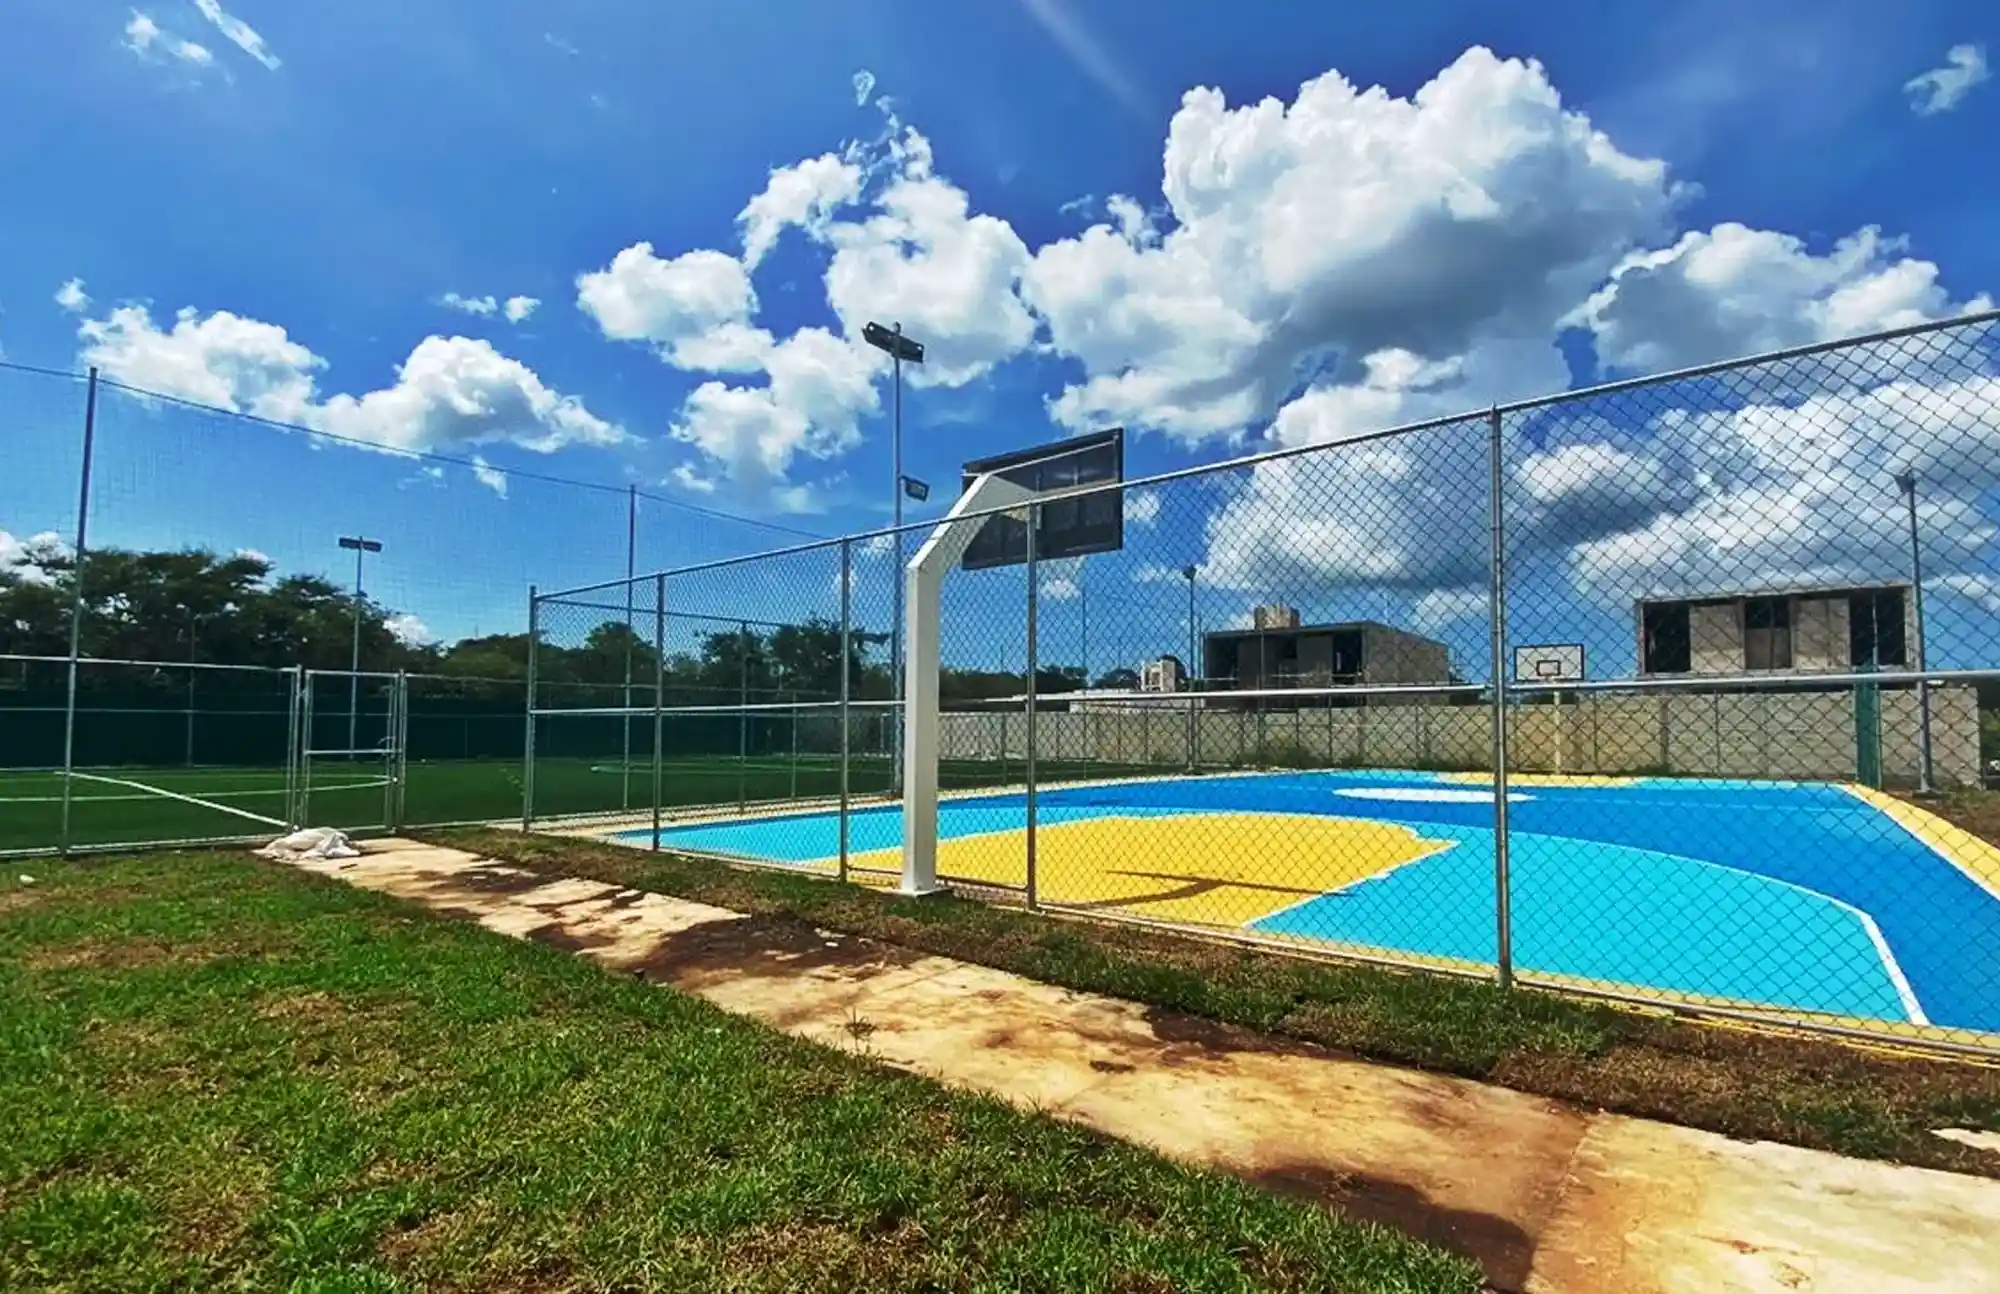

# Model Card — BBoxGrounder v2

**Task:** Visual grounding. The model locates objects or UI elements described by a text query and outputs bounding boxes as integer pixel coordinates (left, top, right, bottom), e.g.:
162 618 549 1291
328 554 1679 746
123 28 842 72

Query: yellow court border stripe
1842 783 2000 903
1438 771 1644 788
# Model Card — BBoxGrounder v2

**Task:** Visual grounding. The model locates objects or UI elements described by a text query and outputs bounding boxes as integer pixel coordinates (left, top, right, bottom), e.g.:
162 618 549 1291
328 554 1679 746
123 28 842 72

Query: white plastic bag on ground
256 828 359 862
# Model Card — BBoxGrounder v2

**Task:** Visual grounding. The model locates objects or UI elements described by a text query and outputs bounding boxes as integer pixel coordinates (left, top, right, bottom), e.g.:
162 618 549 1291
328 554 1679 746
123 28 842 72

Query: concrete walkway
287 840 2000 1293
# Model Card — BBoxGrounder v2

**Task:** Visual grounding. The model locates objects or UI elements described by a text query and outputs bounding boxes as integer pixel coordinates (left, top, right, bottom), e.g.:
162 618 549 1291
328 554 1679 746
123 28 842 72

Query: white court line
0 778 385 807
68 772 288 829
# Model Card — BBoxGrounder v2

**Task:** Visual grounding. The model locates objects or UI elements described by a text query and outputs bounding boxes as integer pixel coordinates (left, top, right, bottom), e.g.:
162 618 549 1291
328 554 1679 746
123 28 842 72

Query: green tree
0 543 438 675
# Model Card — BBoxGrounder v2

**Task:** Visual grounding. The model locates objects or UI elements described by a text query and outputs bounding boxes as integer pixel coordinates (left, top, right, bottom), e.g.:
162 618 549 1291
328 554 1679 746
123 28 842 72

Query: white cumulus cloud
852 69 877 107
440 293 498 317
1905 44 1988 116
1 530 66 585
76 302 625 456
385 613 437 647
1122 489 1161 527
576 243 771 371
503 295 539 323
821 133 1039 387
1573 223 1993 374
739 153 865 269
54 279 91 312
1022 47 1681 444
668 328 879 509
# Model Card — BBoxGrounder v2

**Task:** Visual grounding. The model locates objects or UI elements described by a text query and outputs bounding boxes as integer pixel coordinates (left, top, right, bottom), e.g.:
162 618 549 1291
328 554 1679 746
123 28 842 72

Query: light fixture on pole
1893 471 1934 795
864 321 925 794
338 536 382 758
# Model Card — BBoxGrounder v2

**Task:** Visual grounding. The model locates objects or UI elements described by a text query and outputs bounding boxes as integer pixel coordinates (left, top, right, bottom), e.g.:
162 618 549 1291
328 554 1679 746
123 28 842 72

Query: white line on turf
0 778 386 806
68 772 289 828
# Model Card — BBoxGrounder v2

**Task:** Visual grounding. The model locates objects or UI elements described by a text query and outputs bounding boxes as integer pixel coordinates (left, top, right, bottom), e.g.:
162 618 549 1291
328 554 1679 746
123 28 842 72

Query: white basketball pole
900 471 1034 896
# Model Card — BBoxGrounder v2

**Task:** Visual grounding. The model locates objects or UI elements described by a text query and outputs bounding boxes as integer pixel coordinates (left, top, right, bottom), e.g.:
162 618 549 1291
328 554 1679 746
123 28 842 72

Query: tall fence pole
1025 508 1040 909
838 539 852 883
652 574 666 852
623 484 637 811
1184 567 1198 772
737 621 749 816
1898 472 1936 794
284 664 303 829
1487 407 1514 990
57 367 100 857
522 586 539 832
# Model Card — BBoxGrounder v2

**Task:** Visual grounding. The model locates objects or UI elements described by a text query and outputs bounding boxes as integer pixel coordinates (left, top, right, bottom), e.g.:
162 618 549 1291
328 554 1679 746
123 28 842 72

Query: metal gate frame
294 669 407 833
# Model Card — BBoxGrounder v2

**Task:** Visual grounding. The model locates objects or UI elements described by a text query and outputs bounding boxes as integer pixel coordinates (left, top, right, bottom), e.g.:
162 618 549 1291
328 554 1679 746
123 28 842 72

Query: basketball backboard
959 429 1124 571
1514 643 1585 683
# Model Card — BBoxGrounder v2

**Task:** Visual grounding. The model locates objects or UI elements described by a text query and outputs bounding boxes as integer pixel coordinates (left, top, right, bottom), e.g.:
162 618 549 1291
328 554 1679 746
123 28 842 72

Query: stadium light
337 536 383 756
865 322 924 795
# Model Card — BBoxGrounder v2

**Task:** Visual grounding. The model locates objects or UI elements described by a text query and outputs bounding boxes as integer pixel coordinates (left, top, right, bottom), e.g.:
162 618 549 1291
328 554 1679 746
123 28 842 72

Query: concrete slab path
284 840 2000 1293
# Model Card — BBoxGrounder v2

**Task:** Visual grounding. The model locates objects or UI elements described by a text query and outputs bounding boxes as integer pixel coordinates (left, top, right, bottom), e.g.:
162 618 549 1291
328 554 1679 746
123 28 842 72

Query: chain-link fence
535 311 2000 1055
0 354 820 857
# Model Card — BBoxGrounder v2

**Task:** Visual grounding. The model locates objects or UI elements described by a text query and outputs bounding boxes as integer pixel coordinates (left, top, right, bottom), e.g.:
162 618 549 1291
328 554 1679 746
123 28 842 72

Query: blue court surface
624 770 2000 1035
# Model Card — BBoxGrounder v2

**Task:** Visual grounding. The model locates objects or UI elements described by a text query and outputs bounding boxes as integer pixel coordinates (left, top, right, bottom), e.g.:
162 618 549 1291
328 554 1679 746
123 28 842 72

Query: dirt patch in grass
437 827 2000 1178
0 886 44 916
23 936 201 972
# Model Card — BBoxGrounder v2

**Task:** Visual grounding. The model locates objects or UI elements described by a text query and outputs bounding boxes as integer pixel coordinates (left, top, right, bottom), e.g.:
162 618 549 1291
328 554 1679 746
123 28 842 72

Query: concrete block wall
937 685 1982 787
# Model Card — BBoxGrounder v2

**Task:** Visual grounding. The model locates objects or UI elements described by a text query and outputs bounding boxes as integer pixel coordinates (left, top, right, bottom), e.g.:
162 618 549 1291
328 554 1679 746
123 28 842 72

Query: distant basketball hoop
1513 643 1585 683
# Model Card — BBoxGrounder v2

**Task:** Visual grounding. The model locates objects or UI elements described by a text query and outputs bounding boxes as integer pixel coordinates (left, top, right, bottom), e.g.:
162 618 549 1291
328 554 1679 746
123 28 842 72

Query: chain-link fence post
1897 471 1936 794
1185 565 1198 772
56 367 99 857
623 484 637 812
284 664 304 829
1488 406 1514 990
652 573 666 851
390 670 408 831
522 585 538 832
1025 505 1040 910
838 538 852 883
737 620 749 816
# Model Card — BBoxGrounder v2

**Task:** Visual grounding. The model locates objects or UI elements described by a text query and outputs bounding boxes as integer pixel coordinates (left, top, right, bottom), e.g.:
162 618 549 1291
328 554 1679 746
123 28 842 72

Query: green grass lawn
0 852 1478 1294
0 755 1176 856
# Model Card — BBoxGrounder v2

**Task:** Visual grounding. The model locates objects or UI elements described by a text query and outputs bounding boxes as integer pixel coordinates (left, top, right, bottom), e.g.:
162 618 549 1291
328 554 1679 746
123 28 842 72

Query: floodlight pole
339 536 382 757
865 321 924 798
892 331 904 795
1897 471 1935 795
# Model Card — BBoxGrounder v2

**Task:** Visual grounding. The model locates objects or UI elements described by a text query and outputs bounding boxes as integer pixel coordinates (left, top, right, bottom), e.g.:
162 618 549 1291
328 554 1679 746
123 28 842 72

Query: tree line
0 542 1124 704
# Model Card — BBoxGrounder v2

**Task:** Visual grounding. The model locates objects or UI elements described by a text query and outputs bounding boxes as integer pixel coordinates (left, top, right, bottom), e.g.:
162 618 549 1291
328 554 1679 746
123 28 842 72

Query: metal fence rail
531 311 2000 1057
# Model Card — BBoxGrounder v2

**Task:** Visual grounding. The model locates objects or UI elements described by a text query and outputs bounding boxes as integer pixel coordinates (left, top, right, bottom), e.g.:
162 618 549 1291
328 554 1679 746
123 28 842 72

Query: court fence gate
0 660 540 858
528 310 2000 1060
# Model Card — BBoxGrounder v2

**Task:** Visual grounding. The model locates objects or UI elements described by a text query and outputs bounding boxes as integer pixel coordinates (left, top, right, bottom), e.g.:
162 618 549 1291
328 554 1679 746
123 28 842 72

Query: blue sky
3 0 1998 677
